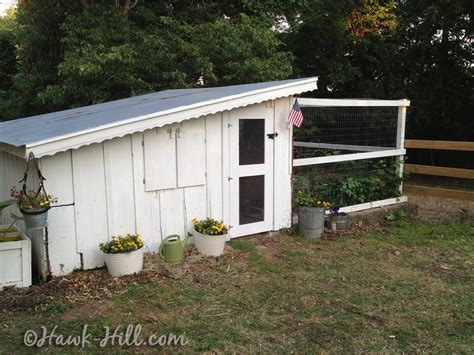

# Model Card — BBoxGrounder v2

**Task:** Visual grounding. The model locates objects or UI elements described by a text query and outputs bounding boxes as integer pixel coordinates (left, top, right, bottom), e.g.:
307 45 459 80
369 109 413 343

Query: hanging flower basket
20 207 50 230
10 153 57 230
11 187 56 230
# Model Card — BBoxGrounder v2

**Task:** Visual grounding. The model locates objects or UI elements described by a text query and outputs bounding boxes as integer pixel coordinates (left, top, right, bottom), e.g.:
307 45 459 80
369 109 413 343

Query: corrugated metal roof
0 77 318 156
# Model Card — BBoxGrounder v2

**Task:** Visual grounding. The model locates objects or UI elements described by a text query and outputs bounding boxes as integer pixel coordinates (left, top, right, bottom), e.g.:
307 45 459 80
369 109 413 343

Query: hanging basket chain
18 152 49 210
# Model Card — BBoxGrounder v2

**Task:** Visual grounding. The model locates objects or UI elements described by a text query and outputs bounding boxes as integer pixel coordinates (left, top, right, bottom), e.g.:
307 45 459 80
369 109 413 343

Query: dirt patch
407 194 474 224
423 264 460 279
244 233 287 262
61 301 109 321
0 245 243 313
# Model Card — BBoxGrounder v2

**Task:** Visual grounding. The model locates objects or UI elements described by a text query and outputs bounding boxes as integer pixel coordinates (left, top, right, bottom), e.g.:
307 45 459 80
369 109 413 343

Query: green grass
1 222 473 353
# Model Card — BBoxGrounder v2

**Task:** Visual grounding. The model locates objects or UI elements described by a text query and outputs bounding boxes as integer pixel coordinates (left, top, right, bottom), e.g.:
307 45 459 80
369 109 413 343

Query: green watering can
160 235 189 263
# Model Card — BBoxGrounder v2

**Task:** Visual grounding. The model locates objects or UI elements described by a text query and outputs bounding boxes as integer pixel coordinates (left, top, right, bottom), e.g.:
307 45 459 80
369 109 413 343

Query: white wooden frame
293 98 410 211
228 105 274 238
293 148 406 167
0 224 32 290
298 98 410 107
294 141 392 152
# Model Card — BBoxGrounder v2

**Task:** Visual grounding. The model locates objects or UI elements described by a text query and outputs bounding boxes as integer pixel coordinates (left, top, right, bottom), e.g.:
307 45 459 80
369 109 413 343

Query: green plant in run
295 159 404 207
294 190 330 208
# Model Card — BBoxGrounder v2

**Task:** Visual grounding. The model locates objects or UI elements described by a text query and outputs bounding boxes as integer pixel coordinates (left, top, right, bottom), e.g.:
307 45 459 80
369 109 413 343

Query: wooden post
396 101 408 194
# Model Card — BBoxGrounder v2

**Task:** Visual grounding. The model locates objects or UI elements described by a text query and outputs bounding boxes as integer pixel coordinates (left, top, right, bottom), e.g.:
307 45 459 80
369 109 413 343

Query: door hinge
267 132 279 139
141 140 144 147
143 179 146 184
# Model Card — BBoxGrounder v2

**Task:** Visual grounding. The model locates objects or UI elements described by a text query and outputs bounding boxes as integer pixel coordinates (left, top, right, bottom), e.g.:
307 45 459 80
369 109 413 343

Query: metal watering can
160 234 189 263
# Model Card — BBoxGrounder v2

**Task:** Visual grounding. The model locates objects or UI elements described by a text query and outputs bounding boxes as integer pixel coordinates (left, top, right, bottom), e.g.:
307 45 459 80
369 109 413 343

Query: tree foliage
0 0 471 145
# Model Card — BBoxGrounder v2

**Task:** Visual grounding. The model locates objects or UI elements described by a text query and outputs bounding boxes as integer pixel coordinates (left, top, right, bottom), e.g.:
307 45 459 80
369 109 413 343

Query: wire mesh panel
293 157 403 208
292 103 406 209
294 106 399 159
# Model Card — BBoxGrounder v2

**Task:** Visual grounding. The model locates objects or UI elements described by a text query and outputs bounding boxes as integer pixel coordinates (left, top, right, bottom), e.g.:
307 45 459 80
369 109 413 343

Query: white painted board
104 136 136 236
144 126 177 191
205 114 223 219
131 133 162 252
177 119 206 188
72 143 109 269
159 189 185 238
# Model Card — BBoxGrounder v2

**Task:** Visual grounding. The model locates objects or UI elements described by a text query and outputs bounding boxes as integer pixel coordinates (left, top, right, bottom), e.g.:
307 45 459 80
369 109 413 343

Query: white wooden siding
205 114 223 219
177 119 206 188
72 143 109 269
40 151 81 274
273 98 293 230
131 133 162 252
0 151 25 224
184 186 207 235
159 189 185 237
104 137 136 236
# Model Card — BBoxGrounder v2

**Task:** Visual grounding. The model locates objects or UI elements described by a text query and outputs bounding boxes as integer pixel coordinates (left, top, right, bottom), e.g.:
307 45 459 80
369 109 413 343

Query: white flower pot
194 229 227 256
103 248 143 277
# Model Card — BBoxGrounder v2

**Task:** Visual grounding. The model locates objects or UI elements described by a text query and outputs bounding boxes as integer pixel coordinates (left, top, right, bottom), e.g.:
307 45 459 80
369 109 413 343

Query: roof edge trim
26 77 318 157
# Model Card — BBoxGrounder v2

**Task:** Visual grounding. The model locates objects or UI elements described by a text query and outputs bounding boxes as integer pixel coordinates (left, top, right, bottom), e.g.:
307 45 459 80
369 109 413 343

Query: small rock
394 251 400 256
388 335 396 339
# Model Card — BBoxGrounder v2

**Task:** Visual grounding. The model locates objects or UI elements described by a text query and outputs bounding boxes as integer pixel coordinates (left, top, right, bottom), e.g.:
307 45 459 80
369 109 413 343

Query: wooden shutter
144 126 177 191
177 119 206 187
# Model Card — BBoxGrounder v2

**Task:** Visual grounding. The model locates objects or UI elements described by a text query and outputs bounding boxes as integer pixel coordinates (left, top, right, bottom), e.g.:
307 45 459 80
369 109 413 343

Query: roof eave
0 142 27 159
26 78 318 157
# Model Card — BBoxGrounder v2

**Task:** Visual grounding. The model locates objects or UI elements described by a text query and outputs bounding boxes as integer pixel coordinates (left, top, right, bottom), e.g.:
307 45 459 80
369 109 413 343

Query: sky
0 0 14 16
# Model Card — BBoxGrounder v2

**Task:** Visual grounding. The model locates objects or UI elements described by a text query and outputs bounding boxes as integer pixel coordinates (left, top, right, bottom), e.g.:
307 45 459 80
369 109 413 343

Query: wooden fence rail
403 139 474 201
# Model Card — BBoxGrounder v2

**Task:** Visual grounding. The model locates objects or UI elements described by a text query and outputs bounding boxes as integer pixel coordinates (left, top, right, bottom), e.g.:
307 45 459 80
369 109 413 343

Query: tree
287 0 400 98
194 14 293 86
397 0 473 141
0 9 17 120
10 1 293 115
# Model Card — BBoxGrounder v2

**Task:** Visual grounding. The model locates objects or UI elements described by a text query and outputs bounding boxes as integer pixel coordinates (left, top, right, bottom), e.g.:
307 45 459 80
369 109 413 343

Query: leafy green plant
294 190 330 208
295 159 404 207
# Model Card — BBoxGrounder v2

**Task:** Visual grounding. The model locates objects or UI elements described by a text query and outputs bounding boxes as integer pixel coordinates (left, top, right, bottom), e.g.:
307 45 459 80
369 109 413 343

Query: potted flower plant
328 206 350 232
295 190 330 238
99 234 144 277
10 186 56 230
192 218 229 256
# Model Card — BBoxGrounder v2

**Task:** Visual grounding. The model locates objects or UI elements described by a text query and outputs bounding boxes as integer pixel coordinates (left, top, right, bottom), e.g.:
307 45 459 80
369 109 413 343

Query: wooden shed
0 78 318 276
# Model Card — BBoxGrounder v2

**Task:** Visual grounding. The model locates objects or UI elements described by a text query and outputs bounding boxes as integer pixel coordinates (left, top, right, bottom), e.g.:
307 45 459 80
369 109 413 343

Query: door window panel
239 119 265 165
239 175 264 225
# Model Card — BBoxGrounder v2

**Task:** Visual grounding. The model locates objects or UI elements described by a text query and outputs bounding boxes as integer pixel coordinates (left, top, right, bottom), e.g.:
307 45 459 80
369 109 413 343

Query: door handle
267 132 279 139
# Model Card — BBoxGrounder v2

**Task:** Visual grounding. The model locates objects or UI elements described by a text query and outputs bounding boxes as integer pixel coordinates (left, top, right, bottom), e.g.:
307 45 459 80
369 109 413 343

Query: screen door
228 106 274 237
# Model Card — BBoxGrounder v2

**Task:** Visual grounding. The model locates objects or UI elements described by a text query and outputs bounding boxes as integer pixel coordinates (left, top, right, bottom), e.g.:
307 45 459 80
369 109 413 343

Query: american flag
288 99 304 127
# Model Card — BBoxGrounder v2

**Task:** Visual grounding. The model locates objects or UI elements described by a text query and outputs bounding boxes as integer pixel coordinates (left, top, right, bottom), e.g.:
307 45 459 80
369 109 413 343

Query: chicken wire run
294 106 399 159
292 99 409 211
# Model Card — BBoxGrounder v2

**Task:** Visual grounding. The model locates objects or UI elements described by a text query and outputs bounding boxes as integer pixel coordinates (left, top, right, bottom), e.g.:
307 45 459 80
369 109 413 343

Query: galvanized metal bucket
298 206 325 238
333 214 350 231
20 207 49 230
